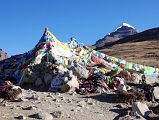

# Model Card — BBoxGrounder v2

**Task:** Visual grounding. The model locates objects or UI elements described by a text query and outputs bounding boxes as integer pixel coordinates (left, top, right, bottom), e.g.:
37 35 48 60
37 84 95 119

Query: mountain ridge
93 23 138 48
96 27 159 50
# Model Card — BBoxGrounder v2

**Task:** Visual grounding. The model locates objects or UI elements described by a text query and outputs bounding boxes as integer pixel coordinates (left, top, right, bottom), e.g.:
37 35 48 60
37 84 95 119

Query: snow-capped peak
115 23 136 31
122 23 135 29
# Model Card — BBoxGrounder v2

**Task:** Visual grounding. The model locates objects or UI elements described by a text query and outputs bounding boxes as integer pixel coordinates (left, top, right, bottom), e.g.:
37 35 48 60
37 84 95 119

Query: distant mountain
98 27 159 68
0 49 8 61
97 27 159 50
93 23 138 49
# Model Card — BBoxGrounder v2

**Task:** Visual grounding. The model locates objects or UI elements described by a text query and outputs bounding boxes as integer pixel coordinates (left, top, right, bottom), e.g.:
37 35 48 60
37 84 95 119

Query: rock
77 100 87 108
59 96 65 101
118 115 133 120
71 108 78 112
29 111 53 120
87 99 95 105
68 91 76 96
119 115 146 120
60 84 71 93
53 98 60 102
146 76 159 84
95 86 106 93
146 101 159 108
87 102 94 105
147 112 159 119
66 114 71 118
55 93 61 96
117 79 127 93
22 105 37 110
95 112 104 116
135 115 145 120
13 97 25 102
46 93 54 98
67 71 79 88
52 69 79 93
16 115 26 119
85 106 90 110
27 95 40 100
50 111 62 118
0 49 8 61
78 104 85 108
1 85 23 101
131 73 141 84
69 63 89 79
12 106 20 110
35 78 43 87
153 87 159 100
132 102 151 118
58 105 62 108
149 104 159 114
67 99 72 103
0 101 8 107
28 74 37 84
78 100 87 106
114 104 125 108
44 73 52 85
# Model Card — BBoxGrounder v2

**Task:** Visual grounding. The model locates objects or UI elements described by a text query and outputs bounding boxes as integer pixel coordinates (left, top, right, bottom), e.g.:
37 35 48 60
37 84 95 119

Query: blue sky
0 0 159 56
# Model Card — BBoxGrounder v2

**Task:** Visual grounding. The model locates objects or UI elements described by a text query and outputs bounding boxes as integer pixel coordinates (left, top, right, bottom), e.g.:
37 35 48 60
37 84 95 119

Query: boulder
50 69 79 92
69 62 89 79
60 84 71 93
50 111 62 118
0 82 23 101
44 73 52 85
11 86 23 101
67 71 79 89
29 111 53 120
132 102 151 118
145 76 159 84
131 73 141 84
50 73 64 92
16 115 26 120
117 79 127 93
153 87 159 100
35 78 43 87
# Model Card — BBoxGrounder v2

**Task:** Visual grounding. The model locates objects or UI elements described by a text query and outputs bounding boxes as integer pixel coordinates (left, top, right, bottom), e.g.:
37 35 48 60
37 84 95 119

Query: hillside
97 27 159 68
99 40 159 68
96 27 159 49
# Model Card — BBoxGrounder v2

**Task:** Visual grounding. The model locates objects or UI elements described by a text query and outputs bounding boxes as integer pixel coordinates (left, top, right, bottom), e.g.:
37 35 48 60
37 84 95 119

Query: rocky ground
1 86 159 120
0 87 131 120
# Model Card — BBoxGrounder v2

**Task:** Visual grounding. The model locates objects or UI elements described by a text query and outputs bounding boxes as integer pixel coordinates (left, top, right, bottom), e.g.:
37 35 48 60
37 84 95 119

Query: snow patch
115 23 135 31
122 23 135 29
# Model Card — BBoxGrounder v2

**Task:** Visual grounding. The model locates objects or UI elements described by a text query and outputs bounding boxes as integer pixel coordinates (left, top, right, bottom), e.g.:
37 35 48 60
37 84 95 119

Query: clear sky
0 0 159 56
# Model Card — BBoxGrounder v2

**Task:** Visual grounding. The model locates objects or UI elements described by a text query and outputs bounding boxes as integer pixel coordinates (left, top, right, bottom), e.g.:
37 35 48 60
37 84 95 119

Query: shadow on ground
110 108 129 120
81 93 124 103
21 84 50 92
